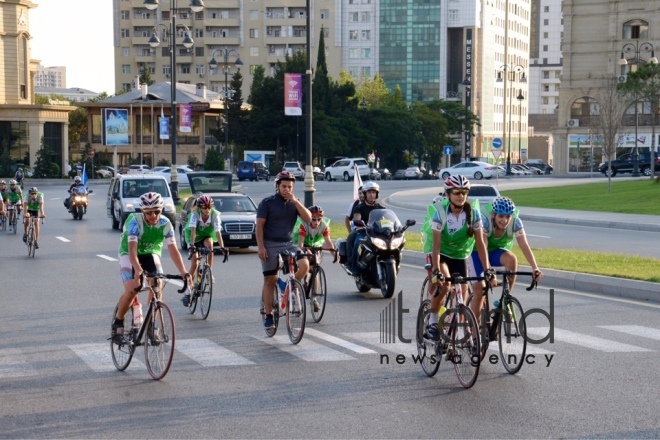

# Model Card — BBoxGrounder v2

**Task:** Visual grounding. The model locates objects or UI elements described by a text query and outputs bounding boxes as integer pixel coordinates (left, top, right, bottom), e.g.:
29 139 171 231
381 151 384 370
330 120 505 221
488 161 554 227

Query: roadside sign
443 145 453 155
521 148 527 160
492 149 503 161
492 138 503 149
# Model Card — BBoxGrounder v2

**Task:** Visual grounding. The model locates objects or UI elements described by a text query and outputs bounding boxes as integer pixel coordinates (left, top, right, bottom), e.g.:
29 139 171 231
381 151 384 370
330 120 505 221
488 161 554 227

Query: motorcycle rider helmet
29 187 39 194
196 195 213 209
18 168 23 172
274 171 296 184
74 176 82 183
443 175 471 191
309 205 324 219
362 181 380 198
491 196 515 216
139 192 164 210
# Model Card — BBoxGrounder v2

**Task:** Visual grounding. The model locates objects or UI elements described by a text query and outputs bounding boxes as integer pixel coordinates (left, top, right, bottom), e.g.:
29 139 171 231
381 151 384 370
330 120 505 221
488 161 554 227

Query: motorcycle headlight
372 237 387 250
390 236 404 249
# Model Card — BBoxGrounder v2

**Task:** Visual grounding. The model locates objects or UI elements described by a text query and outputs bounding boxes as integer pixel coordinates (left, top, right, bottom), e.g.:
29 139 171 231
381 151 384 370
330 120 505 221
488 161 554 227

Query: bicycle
416 272 484 389
25 215 44 258
301 246 337 323
6 203 18 234
0 210 6 232
111 272 187 380
467 269 538 375
186 246 229 319
260 249 306 344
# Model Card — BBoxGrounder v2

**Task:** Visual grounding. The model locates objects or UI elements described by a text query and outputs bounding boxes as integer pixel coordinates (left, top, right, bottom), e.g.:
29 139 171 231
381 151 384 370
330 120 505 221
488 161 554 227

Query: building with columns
0 0 74 175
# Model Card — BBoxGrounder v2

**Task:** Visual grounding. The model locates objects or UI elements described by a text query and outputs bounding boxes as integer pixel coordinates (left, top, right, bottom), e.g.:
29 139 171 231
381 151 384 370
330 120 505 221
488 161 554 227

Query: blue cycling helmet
491 196 515 215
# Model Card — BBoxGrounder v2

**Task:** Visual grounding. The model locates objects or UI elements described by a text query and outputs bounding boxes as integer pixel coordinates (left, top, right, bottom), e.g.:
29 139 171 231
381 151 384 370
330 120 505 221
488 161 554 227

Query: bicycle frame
482 270 537 341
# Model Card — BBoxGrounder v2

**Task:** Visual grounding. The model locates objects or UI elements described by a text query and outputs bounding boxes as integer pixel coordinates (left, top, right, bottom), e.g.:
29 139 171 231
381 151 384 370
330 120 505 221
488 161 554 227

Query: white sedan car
152 166 194 185
438 161 504 180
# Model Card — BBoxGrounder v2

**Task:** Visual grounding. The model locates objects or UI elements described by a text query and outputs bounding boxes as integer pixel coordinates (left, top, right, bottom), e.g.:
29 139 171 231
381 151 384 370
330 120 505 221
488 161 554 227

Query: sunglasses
310 218 322 222
143 210 161 217
200 206 211 210
450 189 469 196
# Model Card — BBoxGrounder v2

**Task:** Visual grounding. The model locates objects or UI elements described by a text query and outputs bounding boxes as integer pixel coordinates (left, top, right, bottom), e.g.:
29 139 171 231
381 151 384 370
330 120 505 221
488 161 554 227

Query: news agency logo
379 291 411 344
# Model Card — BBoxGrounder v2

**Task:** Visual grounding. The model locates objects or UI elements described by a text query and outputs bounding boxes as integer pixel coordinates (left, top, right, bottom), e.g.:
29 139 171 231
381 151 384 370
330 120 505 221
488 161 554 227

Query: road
1 181 659 438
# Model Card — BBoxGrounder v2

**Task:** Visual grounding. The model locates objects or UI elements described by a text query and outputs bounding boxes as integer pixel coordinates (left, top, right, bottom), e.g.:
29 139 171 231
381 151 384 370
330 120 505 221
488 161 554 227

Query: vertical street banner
284 73 302 116
179 104 192 133
102 108 129 146
159 106 169 140
464 28 473 160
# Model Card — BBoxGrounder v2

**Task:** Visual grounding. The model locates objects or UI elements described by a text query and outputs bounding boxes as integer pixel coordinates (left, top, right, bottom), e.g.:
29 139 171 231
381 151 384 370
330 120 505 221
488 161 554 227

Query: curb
402 250 659 303
516 213 660 233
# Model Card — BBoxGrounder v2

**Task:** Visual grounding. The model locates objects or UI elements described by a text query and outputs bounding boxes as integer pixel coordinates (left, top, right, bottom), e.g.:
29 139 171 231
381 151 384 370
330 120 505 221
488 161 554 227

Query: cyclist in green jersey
424 175 493 342
111 192 192 343
295 206 334 251
23 187 45 248
181 195 227 306
7 180 23 232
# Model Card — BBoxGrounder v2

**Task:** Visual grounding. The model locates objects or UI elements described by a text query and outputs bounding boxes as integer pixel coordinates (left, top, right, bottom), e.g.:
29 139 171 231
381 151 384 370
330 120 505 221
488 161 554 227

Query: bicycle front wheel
0 215 6 231
416 299 441 377
498 295 527 374
310 267 327 323
199 266 213 320
286 279 306 344
144 301 176 380
451 305 481 389
27 228 35 258
111 305 135 371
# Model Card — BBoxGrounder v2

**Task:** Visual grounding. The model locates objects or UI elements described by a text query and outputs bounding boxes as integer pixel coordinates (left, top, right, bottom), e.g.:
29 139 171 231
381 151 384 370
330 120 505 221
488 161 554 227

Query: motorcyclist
65 176 86 210
344 181 386 276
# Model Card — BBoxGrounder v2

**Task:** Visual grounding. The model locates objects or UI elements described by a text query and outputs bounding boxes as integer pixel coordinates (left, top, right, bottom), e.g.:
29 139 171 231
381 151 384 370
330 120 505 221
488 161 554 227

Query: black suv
237 161 270 181
598 152 660 177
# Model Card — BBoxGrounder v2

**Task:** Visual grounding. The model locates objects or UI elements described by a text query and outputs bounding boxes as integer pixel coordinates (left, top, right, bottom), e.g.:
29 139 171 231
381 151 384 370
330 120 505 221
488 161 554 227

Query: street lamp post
145 0 204 204
304 0 314 207
496 64 526 175
209 48 243 174
618 41 658 176
462 76 471 162
517 89 524 164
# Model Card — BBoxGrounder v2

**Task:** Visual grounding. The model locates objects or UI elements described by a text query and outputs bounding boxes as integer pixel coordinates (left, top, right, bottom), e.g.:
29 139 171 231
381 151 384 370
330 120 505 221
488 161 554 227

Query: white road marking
255 335 355 361
526 327 652 352
176 338 254 366
526 234 551 239
0 348 37 377
56 237 71 242
97 254 118 261
599 325 660 342
69 343 146 372
342 332 417 356
305 328 377 354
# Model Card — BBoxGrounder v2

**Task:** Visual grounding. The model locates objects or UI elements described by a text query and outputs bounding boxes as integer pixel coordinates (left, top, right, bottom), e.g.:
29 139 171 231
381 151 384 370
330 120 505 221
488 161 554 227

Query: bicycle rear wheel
199 266 213 320
416 299 441 377
144 301 176 380
498 295 527 374
286 279 306 344
0 215 6 231
310 267 327 323
419 276 430 305
466 294 490 362
111 305 135 371
452 305 481 389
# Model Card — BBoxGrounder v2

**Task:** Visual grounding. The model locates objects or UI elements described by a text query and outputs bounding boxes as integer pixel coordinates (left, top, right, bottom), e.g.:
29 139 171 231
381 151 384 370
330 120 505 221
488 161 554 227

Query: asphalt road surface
1 181 659 438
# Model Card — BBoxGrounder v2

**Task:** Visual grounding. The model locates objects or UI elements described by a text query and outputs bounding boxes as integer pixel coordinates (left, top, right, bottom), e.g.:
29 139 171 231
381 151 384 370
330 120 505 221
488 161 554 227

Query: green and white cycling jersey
23 192 44 211
118 213 176 257
420 198 482 259
480 203 524 251
7 188 22 204
0 188 8 203
292 217 330 248
184 208 221 243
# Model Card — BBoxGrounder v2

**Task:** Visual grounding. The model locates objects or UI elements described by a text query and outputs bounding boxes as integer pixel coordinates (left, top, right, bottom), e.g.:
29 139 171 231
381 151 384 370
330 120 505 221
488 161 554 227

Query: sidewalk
386 186 660 302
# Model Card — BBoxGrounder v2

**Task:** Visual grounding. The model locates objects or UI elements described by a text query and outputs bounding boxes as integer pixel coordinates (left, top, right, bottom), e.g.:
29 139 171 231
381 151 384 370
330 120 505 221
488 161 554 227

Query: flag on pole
353 169 363 201
82 163 89 188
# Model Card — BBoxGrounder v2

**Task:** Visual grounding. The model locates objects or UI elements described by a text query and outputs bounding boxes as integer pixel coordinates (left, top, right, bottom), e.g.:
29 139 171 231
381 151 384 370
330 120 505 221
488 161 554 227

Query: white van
106 174 176 229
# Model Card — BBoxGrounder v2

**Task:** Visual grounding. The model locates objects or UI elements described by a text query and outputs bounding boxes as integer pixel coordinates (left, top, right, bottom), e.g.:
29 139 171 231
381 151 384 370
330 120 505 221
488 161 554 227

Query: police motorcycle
337 209 415 298
67 186 92 220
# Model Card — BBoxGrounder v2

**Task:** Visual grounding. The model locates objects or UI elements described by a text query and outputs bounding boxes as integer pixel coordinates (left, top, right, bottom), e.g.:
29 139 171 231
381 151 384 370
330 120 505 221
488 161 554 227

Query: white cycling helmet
444 175 471 191
9 180 17 185
139 192 164 210
74 176 82 183
362 181 380 197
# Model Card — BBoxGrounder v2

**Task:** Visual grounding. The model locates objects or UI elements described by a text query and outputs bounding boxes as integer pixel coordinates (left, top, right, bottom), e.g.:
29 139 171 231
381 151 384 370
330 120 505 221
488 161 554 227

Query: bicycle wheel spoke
199 266 213 320
452 305 481 389
416 300 441 377
111 305 135 371
144 302 175 380
310 267 327 323
498 296 527 374
286 279 306 344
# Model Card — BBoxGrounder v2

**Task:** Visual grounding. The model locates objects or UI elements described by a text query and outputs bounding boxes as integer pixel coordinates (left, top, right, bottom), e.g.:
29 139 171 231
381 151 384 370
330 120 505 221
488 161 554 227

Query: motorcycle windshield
367 209 402 234
73 187 87 195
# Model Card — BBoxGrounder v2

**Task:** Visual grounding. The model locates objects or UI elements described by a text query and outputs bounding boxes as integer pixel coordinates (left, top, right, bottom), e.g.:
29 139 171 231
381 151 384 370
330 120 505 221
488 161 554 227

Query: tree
596 76 631 191
139 64 155 86
618 62 660 179
68 106 88 146
204 147 224 170
33 138 56 178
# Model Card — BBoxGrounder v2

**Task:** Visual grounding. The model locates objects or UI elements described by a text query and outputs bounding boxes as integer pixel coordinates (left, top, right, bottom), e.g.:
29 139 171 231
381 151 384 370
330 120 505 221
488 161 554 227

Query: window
361 48 371 59
121 29 130 38
448 9 458 20
543 32 548 38
122 64 131 74
122 47 130 56
543 85 549 92
122 83 131 92
544 6 549 12
349 48 360 59
321 9 328 19
323 28 329 38
250 10 258 20
194 29 203 38
543 19 548 25
162 65 171 75
250 65 259 74
623 20 649 39
195 47 204 56
543 71 550 79
350 12 358 22
349 30 359 40
181 64 191 74
120 10 129 19
543 45 548 51
361 66 370 76
250 28 259 38
361 30 371 40
195 65 205 75
361 12 371 22
250 47 259 56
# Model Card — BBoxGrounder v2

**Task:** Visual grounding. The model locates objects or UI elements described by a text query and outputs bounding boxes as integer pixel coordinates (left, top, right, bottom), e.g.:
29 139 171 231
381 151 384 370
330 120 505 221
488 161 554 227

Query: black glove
431 269 443 284
485 268 496 281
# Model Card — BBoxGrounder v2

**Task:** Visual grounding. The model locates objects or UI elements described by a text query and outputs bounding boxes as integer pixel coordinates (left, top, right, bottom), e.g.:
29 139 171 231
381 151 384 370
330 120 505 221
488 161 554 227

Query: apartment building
555 0 660 174
34 64 66 88
113 0 341 98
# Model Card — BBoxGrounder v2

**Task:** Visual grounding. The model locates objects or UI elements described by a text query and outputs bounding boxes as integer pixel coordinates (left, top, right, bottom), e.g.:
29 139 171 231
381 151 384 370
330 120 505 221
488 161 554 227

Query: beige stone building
555 0 660 174
0 0 74 175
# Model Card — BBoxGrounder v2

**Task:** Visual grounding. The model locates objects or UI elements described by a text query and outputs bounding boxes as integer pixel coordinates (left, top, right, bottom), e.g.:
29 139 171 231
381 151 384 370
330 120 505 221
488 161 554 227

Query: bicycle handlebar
136 273 189 293
188 246 229 263
494 269 539 291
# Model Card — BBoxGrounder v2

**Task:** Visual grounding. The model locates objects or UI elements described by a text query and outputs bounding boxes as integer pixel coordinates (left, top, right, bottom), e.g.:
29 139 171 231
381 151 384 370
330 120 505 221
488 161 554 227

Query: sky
30 0 116 94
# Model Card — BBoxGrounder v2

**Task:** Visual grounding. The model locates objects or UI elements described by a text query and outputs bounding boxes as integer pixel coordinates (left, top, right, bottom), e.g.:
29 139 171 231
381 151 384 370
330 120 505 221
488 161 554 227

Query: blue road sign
443 145 453 155
492 138 503 149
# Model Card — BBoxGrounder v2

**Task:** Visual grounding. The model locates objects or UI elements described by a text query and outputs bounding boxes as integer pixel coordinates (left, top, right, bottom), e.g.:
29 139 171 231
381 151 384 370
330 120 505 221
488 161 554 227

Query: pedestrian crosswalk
3 324 660 377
